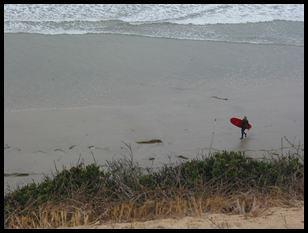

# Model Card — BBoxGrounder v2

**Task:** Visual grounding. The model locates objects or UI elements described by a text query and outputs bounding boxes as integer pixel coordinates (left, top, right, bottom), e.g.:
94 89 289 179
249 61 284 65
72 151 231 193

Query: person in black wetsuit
240 116 249 140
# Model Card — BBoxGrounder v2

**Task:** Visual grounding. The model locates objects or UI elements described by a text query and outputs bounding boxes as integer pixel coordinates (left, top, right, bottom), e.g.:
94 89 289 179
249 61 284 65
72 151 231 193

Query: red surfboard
230 117 252 129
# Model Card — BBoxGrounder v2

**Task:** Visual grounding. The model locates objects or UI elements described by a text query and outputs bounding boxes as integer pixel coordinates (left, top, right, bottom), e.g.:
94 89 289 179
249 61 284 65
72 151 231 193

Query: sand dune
63 206 304 229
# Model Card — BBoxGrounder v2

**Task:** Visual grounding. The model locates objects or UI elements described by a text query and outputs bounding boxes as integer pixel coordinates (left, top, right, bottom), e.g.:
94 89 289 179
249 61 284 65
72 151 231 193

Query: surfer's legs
240 128 245 139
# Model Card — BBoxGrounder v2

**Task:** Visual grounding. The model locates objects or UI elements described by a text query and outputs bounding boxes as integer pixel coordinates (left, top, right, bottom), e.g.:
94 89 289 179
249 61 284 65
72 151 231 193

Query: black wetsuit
241 118 249 139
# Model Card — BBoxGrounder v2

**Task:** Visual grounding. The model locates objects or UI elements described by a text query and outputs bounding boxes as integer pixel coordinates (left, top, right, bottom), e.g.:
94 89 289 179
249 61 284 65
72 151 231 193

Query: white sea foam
4 4 304 25
4 4 304 46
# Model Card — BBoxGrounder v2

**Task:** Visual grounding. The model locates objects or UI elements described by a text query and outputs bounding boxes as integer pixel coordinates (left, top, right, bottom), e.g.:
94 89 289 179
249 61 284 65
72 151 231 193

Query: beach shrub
4 150 304 228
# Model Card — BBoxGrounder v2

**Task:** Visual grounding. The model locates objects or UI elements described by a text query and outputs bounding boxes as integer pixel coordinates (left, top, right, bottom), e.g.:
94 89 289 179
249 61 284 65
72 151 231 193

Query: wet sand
4 33 304 192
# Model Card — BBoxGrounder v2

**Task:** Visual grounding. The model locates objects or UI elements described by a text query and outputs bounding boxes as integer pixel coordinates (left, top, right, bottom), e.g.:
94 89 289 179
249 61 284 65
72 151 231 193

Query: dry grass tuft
6 204 92 229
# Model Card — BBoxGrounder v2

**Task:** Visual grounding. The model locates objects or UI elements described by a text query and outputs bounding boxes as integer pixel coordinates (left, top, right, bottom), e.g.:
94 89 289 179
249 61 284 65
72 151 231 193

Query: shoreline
4 32 304 48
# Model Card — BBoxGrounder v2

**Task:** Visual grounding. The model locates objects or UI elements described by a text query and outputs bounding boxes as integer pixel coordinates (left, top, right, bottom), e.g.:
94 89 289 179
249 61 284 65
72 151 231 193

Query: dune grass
4 149 304 228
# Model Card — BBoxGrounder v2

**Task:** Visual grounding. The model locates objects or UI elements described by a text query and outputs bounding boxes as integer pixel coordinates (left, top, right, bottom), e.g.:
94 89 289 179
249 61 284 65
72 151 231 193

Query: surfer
240 116 249 140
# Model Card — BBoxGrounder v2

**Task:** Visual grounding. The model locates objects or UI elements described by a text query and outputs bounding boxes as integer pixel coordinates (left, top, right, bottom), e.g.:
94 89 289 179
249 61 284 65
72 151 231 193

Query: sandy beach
62 206 304 229
4 33 304 192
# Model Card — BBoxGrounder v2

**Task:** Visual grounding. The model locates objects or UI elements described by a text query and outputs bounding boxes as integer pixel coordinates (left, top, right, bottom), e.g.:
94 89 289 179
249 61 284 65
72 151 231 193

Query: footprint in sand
54 148 65 153
4 144 22 151
94 146 111 151
177 155 189 160
33 150 47 154
11 146 22 151
68 145 77 150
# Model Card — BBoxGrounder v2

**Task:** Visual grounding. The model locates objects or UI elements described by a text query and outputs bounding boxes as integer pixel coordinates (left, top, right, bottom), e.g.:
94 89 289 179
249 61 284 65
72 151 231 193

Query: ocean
4 4 304 46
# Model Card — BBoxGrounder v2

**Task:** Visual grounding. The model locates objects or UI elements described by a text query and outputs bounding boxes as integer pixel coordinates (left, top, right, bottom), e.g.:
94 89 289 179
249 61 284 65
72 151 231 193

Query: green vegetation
4 150 304 228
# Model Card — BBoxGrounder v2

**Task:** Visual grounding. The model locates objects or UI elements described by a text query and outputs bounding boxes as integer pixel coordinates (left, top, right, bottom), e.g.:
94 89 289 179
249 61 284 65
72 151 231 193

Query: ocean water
4 4 304 46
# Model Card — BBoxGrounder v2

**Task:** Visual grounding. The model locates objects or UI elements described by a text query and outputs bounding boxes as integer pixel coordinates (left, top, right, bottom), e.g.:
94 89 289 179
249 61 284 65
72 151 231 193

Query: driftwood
4 173 30 177
136 139 163 144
